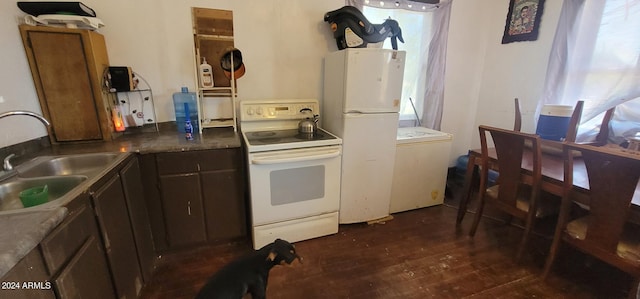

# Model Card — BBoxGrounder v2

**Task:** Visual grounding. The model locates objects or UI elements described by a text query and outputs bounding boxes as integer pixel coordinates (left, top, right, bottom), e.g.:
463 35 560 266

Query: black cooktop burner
245 128 337 145
253 131 277 137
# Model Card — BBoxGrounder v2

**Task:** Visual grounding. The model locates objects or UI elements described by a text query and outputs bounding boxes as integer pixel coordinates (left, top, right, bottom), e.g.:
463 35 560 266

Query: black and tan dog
194 239 301 299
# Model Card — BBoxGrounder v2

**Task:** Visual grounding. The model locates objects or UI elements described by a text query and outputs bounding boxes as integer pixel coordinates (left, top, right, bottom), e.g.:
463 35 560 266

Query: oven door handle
251 148 341 165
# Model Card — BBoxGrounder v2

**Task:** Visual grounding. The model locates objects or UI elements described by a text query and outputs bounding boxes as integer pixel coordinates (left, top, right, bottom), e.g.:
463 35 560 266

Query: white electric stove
239 99 342 249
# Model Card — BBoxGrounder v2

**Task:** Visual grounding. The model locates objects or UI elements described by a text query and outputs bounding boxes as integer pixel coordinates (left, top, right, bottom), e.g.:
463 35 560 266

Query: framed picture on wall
501 0 546 44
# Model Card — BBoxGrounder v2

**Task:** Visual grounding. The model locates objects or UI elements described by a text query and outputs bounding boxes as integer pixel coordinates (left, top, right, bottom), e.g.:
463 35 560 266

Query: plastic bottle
172 87 199 133
199 57 214 88
185 118 194 140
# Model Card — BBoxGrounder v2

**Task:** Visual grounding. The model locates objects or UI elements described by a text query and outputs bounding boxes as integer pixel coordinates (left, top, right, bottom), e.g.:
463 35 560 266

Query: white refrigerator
322 48 406 224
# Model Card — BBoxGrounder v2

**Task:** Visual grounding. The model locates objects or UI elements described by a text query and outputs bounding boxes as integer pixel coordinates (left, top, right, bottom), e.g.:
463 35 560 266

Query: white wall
0 0 342 147
442 0 563 161
0 0 563 166
0 0 46 147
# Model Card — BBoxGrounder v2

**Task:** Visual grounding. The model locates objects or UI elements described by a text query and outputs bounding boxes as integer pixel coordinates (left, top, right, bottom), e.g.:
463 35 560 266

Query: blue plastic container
535 105 573 141
455 154 498 185
173 87 199 133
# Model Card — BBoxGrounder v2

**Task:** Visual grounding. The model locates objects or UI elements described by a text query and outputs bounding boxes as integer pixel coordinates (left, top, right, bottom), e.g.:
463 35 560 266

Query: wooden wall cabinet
19 25 113 143
140 148 247 251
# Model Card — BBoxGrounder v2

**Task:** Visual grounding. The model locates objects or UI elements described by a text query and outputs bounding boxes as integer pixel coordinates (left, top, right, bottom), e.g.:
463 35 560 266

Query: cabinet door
93 174 143 299
1 249 55 299
24 30 103 141
160 173 207 247
40 199 115 298
120 158 156 283
54 236 115 299
139 153 168 251
202 169 246 240
40 196 95 276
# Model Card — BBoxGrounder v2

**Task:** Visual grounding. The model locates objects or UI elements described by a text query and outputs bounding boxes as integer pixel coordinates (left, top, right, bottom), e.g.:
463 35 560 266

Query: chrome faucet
1 110 50 172
3 154 15 171
0 110 50 126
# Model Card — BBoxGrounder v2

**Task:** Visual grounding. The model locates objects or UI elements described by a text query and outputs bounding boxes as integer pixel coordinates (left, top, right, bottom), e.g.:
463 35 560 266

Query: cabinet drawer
40 203 94 276
156 149 239 175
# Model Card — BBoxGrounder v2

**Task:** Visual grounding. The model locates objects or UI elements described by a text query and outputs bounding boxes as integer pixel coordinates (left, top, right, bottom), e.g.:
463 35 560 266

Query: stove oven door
247 145 342 227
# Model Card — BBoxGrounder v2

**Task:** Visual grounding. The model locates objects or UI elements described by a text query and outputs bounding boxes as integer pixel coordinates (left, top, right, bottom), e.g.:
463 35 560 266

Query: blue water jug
173 87 199 133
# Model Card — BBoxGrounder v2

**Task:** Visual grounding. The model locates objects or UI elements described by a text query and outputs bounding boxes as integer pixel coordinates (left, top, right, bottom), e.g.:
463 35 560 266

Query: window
543 0 640 143
348 0 451 129
362 6 433 122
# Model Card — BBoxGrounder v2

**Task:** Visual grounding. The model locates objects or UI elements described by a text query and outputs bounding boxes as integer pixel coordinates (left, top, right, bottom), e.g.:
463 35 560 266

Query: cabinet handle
187 201 191 216
197 163 201 172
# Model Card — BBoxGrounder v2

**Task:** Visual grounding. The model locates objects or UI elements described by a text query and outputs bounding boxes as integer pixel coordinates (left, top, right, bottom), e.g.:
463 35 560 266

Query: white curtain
345 0 452 130
541 0 640 142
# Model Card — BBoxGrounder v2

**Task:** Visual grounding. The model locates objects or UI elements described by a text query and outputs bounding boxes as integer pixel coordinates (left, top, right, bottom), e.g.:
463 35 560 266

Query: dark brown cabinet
19 25 113 143
41 197 115 299
1 248 55 299
2 155 156 299
160 173 207 247
53 236 114 299
120 158 156 283
202 170 245 240
141 148 246 251
2 199 114 299
92 170 143 299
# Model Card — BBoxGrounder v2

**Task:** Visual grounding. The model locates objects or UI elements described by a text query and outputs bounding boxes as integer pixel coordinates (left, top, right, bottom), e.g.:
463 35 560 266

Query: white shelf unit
194 49 237 133
196 85 237 133
192 8 238 133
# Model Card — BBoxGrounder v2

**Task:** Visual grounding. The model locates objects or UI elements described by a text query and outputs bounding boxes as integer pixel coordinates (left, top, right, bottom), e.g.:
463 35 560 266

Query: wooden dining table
455 142 640 225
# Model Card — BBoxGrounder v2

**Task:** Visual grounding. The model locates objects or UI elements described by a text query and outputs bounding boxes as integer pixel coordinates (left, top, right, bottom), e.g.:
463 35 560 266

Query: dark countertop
0 208 68 277
44 126 242 155
0 126 242 278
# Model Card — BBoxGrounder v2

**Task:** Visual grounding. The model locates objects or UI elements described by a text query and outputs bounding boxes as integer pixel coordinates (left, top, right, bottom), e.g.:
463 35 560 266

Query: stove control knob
246 108 254 116
256 107 263 115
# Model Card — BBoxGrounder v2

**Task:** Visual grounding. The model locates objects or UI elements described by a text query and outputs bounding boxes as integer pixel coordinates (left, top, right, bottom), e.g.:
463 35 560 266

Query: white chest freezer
390 127 453 213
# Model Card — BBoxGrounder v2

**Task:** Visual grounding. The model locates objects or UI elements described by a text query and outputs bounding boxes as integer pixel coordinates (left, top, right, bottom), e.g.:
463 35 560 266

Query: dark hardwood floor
140 175 632 298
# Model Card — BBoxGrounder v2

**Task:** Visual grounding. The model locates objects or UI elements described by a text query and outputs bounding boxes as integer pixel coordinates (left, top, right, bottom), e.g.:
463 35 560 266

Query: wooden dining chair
564 100 584 142
543 143 640 297
469 125 557 260
457 101 592 226
593 106 615 145
564 101 615 145
514 98 522 132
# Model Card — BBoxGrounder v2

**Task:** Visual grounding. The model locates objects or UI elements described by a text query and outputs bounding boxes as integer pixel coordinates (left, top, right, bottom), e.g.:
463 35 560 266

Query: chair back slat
479 126 542 205
564 143 640 253
565 101 584 143
473 125 546 260
514 98 522 132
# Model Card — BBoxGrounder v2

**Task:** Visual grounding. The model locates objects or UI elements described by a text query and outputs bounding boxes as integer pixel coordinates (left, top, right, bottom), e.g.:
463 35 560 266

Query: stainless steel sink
0 175 87 213
17 153 121 178
0 152 127 215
